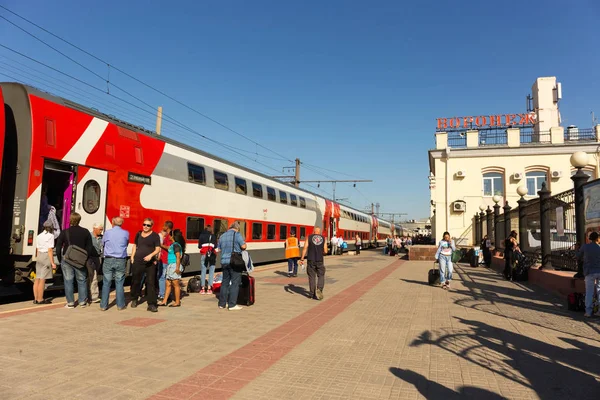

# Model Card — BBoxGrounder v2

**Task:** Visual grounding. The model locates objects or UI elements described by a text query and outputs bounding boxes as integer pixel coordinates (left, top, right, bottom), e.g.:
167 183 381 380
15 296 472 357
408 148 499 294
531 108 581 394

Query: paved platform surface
1 253 599 400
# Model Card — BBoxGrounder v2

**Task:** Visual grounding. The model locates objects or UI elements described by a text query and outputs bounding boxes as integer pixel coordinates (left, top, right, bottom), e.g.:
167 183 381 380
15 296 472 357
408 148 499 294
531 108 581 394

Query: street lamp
492 195 502 249
571 151 590 277
517 186 528 251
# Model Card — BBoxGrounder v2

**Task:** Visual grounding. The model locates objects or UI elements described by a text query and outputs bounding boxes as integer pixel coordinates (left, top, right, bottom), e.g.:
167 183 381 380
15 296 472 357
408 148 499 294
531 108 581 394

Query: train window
279 191 288 204
45 119 56 147
267 224 276 240
299 197 306 208
290 194 298 206
214 171 229 190
82 180 101 214
290 226 297 236
252 223 263 240
238 220 247 239
235 177 247 195
252 182 263 198
188 163 206 185
213 219 227 238
300 227 306 240
134 147 144 164
186 217 205 240
267 187 276 201
280 225 287 240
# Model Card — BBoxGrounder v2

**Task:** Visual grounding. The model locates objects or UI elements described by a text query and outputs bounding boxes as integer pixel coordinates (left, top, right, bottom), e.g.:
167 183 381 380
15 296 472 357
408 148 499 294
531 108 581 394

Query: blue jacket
577 242 600 276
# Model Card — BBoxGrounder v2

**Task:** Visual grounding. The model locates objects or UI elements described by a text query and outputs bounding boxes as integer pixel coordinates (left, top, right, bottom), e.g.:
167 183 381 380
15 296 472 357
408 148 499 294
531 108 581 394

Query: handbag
63 229 88 269
229 232 245 271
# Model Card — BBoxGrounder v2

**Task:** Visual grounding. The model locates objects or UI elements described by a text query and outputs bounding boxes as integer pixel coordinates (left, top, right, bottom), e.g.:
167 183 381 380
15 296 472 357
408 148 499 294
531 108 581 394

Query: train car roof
3 82 394 225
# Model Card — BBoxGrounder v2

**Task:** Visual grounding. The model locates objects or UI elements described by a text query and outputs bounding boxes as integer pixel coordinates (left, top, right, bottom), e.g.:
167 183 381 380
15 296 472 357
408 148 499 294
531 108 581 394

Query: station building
428 77 600 245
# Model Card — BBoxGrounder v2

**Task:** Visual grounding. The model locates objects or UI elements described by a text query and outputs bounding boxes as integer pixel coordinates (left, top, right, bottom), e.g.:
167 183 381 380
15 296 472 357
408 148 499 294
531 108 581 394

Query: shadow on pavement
284 284 312 298
408 317 600 399
389 368 506 400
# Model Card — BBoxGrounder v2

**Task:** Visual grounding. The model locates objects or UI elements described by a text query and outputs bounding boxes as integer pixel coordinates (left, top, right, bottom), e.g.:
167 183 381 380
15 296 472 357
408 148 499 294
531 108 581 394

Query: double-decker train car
0 83 395 283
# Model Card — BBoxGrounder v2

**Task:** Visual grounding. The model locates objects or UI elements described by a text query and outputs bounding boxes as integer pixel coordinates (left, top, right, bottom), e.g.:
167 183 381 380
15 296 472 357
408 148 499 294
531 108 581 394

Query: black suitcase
237 273 255 306
428 264 440 285
187 276 202 293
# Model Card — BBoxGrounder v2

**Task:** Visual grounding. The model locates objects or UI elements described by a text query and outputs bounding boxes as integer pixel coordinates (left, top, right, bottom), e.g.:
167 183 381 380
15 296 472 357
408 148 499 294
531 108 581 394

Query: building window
235 177 247 195
279 191 288 204
299 197 306 208
300 227 306 240
186 217 205 240
252 182 263 198
252 223 263 240
213 218 227 238
214 171 229 191
267 224 276 240
482 172 503 196
188 163 206 185
280 225 287 240
526 171 547 196
267 187 276 201
571 169 596 180
82 180 101 214
290 194 298 206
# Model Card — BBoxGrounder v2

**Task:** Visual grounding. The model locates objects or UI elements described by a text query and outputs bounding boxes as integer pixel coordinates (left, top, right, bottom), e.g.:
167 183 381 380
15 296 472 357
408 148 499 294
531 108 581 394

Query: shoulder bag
63 229 88 269
230 232 245 271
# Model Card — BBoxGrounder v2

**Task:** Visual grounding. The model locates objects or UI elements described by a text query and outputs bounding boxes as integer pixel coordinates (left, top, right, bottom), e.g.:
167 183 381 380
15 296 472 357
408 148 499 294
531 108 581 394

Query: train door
42 161 76 232
74 167 108 230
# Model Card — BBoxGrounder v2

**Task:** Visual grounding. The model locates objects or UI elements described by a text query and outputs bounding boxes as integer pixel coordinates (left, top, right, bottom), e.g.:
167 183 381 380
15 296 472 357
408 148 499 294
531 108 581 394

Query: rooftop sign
437 113 536 131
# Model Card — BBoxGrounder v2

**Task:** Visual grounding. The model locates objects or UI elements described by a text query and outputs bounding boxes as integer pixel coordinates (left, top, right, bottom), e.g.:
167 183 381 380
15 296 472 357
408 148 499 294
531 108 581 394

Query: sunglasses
143 223 152 227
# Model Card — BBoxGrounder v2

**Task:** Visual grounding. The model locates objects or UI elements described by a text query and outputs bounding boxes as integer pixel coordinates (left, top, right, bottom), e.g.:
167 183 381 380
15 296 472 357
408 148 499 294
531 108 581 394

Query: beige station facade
428 77 600 245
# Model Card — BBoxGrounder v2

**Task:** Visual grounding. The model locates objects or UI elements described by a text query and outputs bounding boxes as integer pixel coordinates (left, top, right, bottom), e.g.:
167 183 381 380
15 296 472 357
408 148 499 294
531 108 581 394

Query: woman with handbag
216 221 246 311
55 213 93 308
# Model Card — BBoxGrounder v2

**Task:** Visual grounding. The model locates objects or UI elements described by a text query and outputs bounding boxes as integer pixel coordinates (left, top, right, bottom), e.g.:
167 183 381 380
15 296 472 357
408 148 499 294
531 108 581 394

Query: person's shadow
284 284 312 298
389 368 506 399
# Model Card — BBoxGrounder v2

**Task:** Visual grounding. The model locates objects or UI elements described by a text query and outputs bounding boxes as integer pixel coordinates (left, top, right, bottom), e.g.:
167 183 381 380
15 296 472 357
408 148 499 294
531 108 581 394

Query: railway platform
0 252 599 400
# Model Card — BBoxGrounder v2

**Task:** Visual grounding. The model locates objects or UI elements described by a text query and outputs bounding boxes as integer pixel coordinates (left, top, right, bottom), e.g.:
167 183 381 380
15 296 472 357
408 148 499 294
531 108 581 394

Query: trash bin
470 249 480 267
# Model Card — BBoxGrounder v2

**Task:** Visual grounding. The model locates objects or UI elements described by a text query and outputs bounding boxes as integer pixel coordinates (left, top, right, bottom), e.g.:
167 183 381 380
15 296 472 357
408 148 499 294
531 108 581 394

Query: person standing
300 227 328 300
285 231 300 277
159 229 186 307
355 234 362 255
130 218 161 312
577 231 600 318
157 221 173 302
330 235 338 256
504 231 520 281
434 231 455 290
217 221 246 311
33 220 57 304
87 223 103 304
481 234 492 267
56 213 92 308
100 217 130 311
198 225 218 294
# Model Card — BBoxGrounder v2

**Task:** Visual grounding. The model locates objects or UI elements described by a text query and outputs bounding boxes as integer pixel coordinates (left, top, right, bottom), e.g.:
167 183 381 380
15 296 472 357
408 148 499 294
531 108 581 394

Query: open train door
0 88 5 189
74 167 108 231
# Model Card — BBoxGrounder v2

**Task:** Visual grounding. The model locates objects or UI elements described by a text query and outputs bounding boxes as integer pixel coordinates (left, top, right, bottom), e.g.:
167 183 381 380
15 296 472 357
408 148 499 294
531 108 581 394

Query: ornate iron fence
447 133 466 148
520 198 541 260
547 189 577 271
520 129 551 145
497 213 506 249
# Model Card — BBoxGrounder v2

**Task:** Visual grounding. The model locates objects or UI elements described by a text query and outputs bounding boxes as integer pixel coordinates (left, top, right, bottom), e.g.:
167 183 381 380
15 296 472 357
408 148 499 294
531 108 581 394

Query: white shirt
331 237 338 246
36 231 55 253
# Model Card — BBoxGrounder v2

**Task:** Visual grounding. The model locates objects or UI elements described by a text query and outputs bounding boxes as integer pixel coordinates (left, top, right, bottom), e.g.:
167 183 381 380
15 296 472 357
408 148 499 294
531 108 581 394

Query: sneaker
118 306 127 311
79 302 87 309
584 313 593 318
228 305 243 311
288 273 293 278
100 307 107 311
130 300 138 308
92 298 101 304
200 288 206 294
207 289 213 295
316 289 324 300
147 305 158 313
65 303 75 309
218 305 226 309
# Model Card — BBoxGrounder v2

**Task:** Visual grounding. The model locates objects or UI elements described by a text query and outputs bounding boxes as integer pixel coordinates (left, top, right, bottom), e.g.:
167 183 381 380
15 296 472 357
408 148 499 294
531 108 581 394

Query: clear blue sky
2 0 600 220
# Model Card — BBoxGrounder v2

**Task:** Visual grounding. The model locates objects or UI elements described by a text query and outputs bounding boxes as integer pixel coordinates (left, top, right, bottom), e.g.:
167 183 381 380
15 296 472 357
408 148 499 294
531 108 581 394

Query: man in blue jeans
100 216 130 311
217 221 246 311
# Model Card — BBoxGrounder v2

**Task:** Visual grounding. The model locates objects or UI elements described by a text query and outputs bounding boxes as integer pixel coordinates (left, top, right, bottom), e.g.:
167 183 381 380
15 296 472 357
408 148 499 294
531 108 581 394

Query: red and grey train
0 83 405 283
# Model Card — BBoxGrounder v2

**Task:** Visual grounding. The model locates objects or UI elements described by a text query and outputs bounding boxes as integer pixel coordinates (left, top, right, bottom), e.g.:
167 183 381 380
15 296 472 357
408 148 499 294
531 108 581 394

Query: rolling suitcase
428 263 440 285
237 272 255 306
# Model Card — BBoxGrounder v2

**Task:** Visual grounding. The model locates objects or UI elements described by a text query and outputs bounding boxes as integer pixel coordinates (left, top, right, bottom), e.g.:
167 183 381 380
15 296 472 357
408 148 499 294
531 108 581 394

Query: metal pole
156 106 163 135
294 158 300 187
538 183 552 269
517 196 528 251
493 202 501 249
503 201 512 246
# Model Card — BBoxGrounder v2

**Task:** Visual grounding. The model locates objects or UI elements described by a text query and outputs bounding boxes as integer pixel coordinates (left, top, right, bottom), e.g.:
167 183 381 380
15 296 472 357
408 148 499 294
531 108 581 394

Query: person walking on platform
577 231 600 318
100 217 130 311
285 231 301 277
355 234 361 255
300 227 328 300
330 235 338 256
87 223 103 304
434 231 455 290
217 221 247 311
130 218 161 312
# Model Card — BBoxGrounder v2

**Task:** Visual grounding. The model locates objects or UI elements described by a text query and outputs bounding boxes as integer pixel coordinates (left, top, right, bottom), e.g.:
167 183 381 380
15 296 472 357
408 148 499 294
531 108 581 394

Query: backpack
567 293 585 312
187 276 202 293
170 242 189 270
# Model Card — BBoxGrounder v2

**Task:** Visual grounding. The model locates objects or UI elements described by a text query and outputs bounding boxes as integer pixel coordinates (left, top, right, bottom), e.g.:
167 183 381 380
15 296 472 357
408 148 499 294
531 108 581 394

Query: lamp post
571 151 590 277
479 204 486 245
493 195 501 250
517 186 528 251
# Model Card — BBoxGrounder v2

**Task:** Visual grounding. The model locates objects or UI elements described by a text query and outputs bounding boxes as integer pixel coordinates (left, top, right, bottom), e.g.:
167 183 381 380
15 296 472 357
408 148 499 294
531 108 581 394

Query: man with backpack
300 227 328 300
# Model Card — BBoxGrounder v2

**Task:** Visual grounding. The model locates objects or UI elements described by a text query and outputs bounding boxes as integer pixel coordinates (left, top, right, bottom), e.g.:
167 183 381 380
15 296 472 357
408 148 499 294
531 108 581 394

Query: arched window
526 171 547 196
482 172 503 196
82 180 101 214
570 168 596 180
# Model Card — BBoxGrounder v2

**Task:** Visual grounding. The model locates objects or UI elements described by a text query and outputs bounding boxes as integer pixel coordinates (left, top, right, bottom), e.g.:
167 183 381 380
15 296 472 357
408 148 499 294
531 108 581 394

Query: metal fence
564 128 596 142
447 133 466 148
547 189 577 271
520 129 551 145
479 130 507 146
520 198 541 260
497 213 506 249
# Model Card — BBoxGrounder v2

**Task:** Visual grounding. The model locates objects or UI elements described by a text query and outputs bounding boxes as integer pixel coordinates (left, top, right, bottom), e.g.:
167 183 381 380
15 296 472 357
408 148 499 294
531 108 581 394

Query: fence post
486 206 493 243
479 210 485 245
493 200 501 250
503 201 512 243
538 183 552 269
517 195 528 250
474 213 480 245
